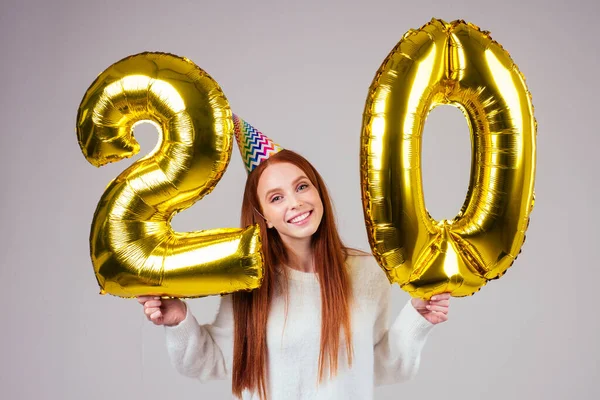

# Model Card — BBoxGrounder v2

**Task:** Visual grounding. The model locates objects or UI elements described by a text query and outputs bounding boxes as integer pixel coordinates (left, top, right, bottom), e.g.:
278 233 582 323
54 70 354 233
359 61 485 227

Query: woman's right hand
137 296 187 326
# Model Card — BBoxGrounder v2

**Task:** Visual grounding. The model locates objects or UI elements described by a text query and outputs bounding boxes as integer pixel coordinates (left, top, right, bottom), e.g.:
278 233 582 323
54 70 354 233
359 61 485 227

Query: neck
281 236 315 273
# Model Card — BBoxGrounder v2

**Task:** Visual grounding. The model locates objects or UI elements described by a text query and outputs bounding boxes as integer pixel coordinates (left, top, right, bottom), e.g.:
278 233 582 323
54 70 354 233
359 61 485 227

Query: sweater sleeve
164 294 234 382
373 288 434 386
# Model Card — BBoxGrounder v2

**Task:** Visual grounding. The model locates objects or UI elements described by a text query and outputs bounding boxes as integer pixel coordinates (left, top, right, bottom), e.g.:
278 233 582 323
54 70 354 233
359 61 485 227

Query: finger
137 296 152 304
435 311 449 322
144 307 160 316
426 305 448 314
150 310 163 324
431 293 451 301
137 296 160 304
144 300 162 308
429 299 449 307
411 299 427 309
431 311 449 323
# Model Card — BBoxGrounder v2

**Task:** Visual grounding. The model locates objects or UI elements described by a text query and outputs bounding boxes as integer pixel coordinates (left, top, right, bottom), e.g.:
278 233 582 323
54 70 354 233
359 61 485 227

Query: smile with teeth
288 211 312 224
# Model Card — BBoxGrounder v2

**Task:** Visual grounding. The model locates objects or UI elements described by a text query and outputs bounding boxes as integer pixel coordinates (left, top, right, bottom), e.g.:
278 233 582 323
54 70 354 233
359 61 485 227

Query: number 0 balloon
77 52 263 298
361 19 536 298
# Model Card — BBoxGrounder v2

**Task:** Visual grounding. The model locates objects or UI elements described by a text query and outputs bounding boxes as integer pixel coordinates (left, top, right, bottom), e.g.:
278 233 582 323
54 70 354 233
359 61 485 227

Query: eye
297 183 309 191
270 195 282 203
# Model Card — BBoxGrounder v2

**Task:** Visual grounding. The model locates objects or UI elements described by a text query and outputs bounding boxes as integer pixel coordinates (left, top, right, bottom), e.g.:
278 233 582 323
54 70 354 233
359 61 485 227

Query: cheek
262 203 283 223
312 196 324 218
314 194 324 212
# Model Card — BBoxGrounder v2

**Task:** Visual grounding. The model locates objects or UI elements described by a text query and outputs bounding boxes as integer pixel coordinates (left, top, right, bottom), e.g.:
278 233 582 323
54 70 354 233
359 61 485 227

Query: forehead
257 162 306 193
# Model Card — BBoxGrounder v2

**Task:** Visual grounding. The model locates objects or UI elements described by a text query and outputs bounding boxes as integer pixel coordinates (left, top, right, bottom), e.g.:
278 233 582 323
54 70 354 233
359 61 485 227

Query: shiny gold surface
361 19 536 298
77 52 263 298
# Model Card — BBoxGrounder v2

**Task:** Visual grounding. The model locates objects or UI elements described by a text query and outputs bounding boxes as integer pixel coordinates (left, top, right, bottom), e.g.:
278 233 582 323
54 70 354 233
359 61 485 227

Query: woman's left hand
411 293 451 325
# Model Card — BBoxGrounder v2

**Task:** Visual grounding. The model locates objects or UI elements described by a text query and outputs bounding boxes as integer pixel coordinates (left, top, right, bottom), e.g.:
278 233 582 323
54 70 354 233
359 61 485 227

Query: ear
266 221 274 229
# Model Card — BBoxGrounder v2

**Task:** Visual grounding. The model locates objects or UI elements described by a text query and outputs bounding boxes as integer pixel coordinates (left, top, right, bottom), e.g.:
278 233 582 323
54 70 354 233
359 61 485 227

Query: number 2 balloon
76 52 264 298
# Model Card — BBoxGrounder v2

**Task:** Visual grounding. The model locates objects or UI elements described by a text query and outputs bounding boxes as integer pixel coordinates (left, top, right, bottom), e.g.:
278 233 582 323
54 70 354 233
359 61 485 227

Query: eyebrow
264 175 309 201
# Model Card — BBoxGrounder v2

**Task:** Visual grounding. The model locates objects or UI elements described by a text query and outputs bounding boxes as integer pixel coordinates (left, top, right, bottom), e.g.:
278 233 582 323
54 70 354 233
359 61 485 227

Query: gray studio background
1 0 598 398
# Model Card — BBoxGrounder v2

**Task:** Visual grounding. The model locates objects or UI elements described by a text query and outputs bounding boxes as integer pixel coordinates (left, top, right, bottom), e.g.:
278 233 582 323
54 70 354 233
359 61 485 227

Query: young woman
137 115 450 400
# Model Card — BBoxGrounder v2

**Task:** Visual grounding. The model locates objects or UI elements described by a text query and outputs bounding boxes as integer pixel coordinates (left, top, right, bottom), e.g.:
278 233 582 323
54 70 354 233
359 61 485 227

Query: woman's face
256 162 324 245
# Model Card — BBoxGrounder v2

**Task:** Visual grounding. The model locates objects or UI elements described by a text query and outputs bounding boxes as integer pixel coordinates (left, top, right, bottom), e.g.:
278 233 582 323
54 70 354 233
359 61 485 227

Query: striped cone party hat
233 114 283 174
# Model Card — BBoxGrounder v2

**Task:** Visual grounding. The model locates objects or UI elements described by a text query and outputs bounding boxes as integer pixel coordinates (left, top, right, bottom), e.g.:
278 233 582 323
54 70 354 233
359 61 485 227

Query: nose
290 194 303 209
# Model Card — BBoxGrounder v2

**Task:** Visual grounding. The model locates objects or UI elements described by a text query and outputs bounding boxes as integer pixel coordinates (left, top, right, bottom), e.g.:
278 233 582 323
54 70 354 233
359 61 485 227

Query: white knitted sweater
165 254 434 399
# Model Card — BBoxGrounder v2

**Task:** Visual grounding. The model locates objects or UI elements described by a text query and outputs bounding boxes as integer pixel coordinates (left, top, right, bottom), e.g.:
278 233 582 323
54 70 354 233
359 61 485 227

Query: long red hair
231 149 354 399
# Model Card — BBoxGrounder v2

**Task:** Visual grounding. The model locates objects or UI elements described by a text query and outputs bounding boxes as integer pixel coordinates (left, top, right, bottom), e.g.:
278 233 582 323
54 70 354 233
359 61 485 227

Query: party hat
233 114 283 173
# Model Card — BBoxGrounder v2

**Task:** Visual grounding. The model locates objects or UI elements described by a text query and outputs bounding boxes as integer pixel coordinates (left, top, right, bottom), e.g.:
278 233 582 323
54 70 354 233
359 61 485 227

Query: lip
287 210 313 225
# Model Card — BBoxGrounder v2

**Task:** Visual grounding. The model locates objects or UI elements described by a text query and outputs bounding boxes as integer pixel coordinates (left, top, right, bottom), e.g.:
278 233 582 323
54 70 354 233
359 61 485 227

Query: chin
285 223 321 241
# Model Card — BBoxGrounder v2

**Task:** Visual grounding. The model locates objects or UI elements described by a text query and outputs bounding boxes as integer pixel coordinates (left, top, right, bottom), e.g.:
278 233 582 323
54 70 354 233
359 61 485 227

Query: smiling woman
256 162 324 250
138 116 451 400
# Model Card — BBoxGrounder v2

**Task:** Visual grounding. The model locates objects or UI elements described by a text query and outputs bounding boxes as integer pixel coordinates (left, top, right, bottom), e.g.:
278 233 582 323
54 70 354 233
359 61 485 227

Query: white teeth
289 211 310 223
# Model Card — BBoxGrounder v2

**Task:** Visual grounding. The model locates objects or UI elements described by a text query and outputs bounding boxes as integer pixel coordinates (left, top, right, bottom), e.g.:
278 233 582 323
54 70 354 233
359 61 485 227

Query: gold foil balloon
77 52 263 298
361 19 536 298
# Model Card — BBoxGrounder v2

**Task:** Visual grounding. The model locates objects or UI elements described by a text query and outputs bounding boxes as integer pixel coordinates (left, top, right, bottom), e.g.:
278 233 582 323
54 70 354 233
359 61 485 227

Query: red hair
231 149 354 399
